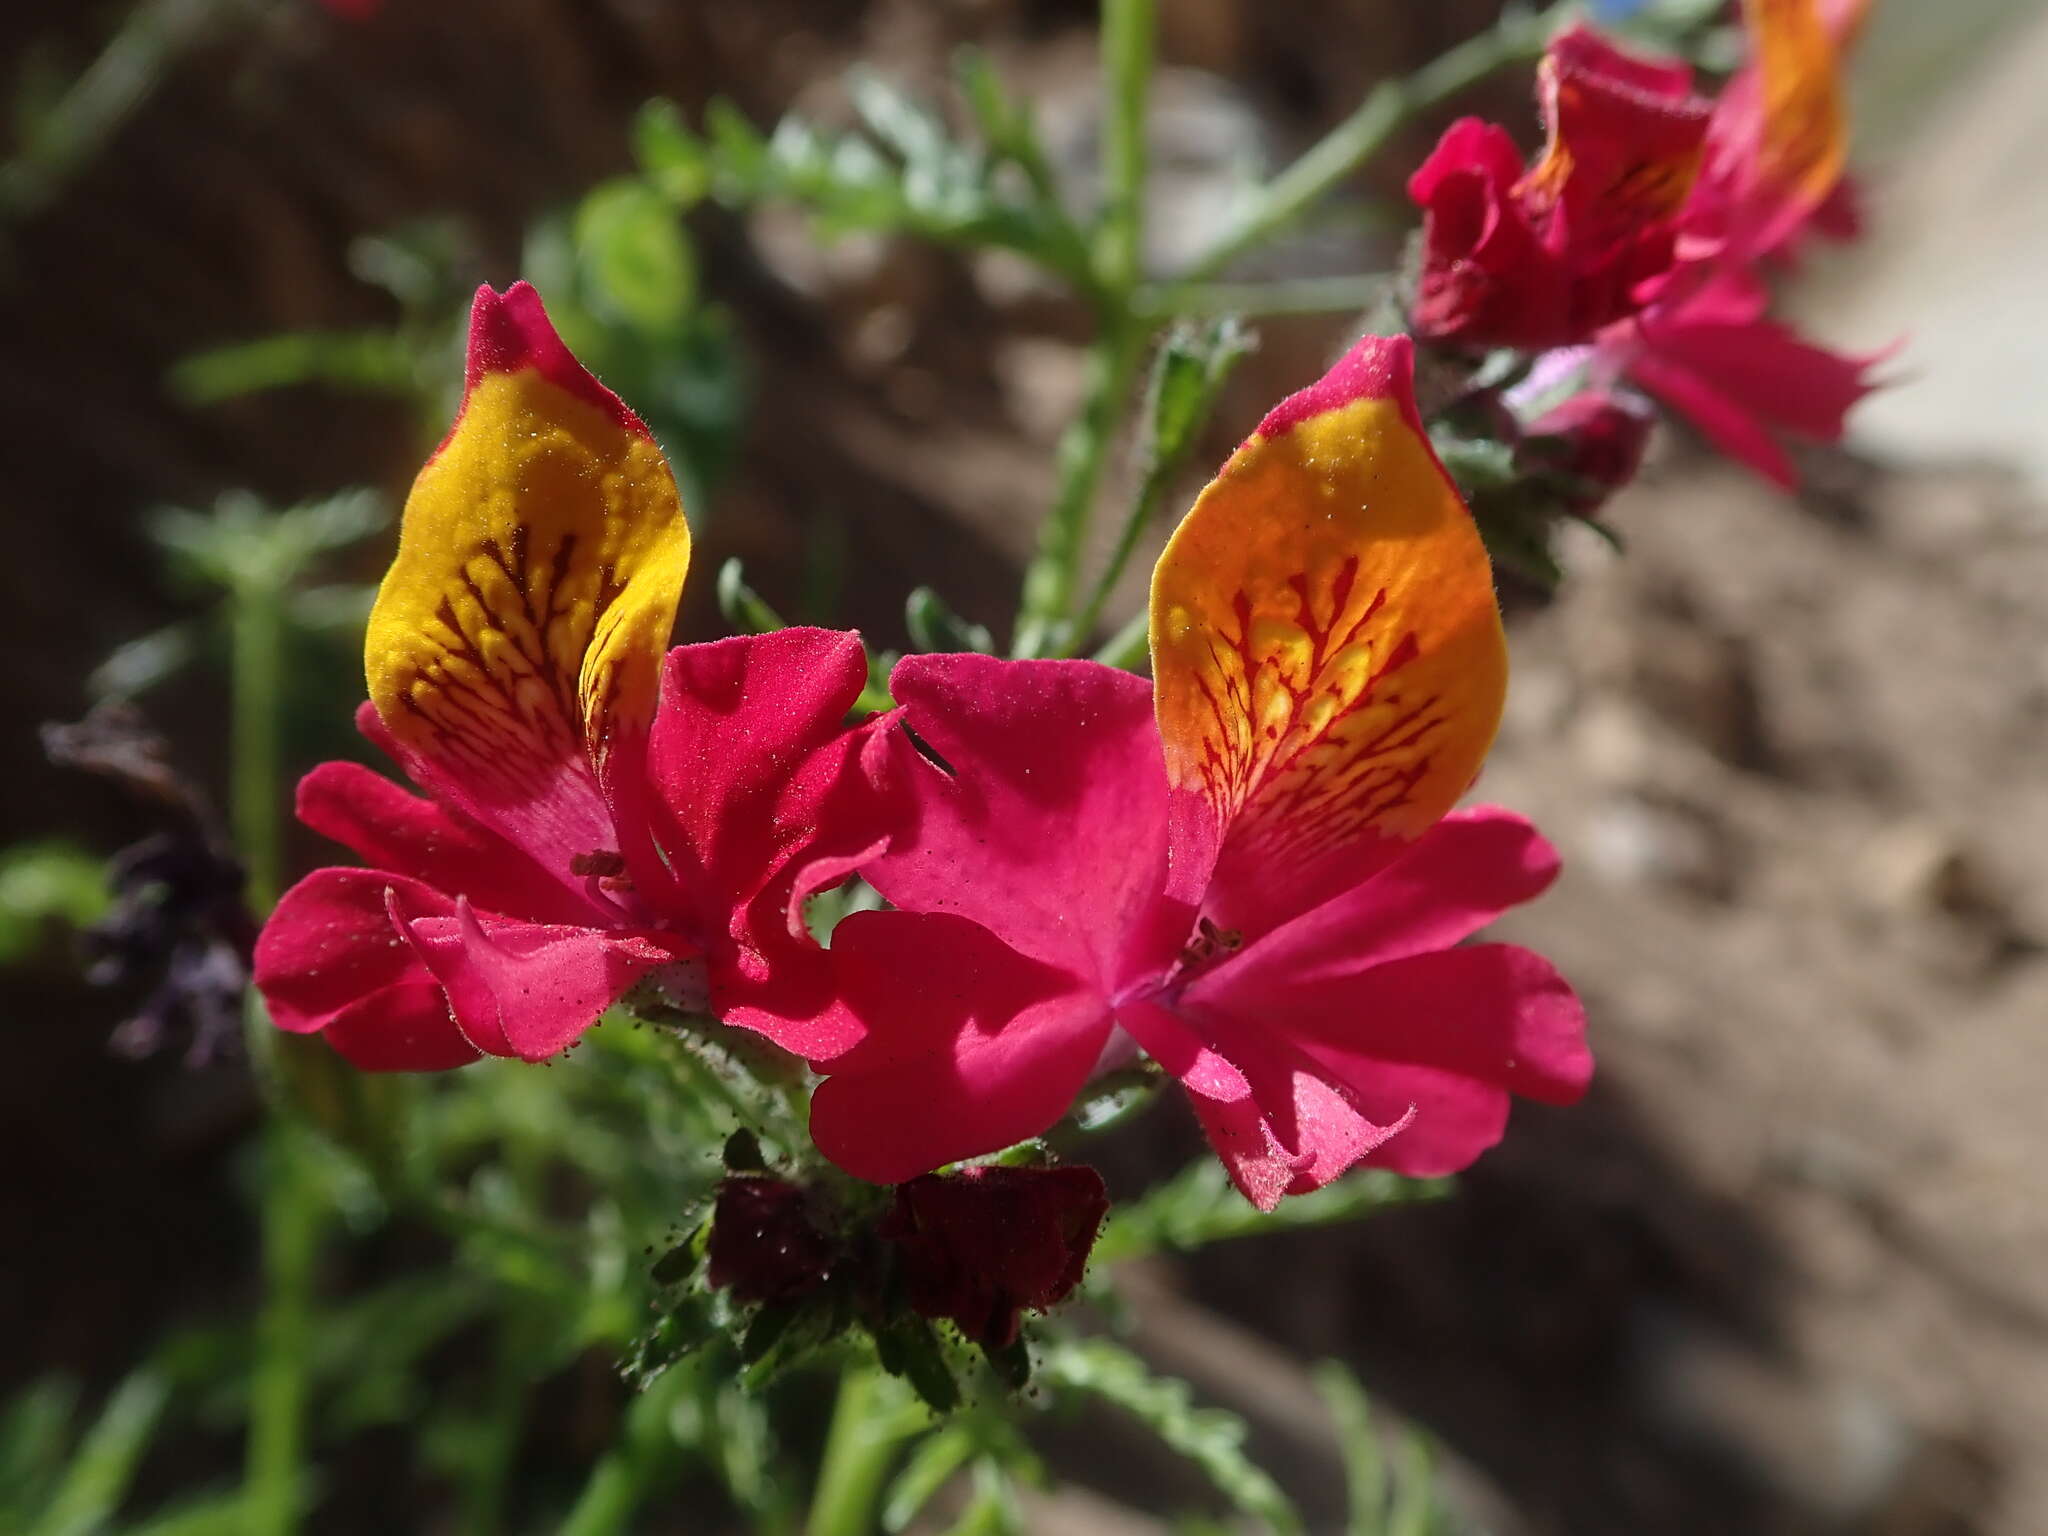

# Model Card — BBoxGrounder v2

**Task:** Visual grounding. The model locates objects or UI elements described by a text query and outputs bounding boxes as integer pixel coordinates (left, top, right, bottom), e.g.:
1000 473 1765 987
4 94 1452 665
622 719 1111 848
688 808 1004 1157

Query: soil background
3 2 2043 1533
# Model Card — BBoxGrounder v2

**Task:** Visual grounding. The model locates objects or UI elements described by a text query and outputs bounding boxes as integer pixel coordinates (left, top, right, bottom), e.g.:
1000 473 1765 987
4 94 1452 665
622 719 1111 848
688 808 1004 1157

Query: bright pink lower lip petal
808 909 1113 1185
1214 805 1561 983
645 628 905 1056
867 652 1180 988
295 757 596 927
1120 997 1411 1212
1199 941 1592 1108
253 868 480 1072
386 890 691 1063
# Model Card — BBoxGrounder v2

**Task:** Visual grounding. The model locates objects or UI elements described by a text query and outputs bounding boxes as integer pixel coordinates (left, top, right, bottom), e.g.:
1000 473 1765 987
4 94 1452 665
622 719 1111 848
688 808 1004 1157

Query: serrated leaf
1040 1340 1300 1536
848 70 948 174
1094 1158 1444 1265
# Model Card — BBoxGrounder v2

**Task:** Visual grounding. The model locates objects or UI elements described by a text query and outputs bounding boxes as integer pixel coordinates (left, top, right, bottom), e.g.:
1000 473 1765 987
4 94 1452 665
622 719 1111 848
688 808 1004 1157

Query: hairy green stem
558 1365 696 1536
1063 414 1180 655
1011 0 1156 656
1132 272 1392 319
804 1369 921 1536
1011 326 1146 656
229 583 284 913
1092 609 1150 671
231 576 317 1536
245 1122 318 1536
1093 0 1154 297
1176 0 1572 285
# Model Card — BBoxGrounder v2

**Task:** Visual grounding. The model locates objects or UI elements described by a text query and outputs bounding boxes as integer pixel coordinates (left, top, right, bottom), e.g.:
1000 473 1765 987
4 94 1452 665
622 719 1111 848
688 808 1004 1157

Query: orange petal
1744 0 1850 218
366 284 690 850
1149 336 1506 935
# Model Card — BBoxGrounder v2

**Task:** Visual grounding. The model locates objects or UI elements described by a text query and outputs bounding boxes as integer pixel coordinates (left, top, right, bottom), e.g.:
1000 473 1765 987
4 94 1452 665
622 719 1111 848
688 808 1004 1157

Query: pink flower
1678 0 1873 264
810 338 1590 1209
1597 266 1887 489
1407 26 1711 349
881 1165 1109 1348
254 284 895 1069
1587 1 1889 487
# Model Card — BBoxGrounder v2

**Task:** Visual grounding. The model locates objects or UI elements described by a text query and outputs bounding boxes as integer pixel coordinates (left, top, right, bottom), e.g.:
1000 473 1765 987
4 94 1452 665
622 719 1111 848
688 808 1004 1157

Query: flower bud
705 1175 837 1307
880 1165 1109 1348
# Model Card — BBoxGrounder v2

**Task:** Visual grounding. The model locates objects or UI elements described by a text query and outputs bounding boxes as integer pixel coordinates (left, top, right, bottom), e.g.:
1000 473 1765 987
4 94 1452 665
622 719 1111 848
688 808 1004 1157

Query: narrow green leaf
717 558 786 635
881 1423 978 1532
874 1316 961 1415
31 1371 169 1536
905 587 994 655
168 330 418 406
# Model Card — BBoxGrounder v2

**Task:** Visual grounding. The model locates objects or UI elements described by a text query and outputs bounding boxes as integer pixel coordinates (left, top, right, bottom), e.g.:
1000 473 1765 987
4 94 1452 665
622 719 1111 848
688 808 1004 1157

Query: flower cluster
1409 0 1885 488
253 280 1591 1336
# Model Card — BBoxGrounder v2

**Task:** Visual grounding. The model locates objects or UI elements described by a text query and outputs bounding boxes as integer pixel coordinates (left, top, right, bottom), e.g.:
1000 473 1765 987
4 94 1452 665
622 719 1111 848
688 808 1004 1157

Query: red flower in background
1408 27 1711 349
1592 0 1890 486
254 285 899 1070
882 1166 1108 1348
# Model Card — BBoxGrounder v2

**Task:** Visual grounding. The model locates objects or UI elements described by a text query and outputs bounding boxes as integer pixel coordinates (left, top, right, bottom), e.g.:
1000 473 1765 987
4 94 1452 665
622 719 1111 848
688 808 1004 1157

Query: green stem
1175 0 1572 285
229 581 284 913
1093 0 1154 298
1010 0 1156 657
1132 272 1391 319
230 576 315 1536
1091 609 1150 671
245 1118 318 1536
1011 326 1146 657
804 1368 918 1536
557 1365 696 1536
1063 419 1180 656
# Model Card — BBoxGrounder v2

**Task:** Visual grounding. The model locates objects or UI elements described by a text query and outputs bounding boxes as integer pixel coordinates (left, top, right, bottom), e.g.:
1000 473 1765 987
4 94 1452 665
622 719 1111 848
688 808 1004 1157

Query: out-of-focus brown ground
5 3 2045 1533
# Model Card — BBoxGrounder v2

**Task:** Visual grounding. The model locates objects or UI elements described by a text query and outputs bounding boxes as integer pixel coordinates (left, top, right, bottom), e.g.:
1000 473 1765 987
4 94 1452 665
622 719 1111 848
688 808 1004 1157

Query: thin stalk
245 1122 318 1536
556 1365 695 1536
1063 424 1179 655
1011 326 1146 657
1091 609 1150 672
1093 0 1154 297
1175 0 1573 285
1010 0 1156 656
804 1368 920 1536
229 582 284 912
230 575 315 1536
1131 272 1391 319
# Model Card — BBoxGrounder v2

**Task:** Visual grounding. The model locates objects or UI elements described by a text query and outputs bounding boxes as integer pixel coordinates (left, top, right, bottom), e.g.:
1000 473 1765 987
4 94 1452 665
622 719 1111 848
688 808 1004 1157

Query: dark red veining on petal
1184 554 1445 866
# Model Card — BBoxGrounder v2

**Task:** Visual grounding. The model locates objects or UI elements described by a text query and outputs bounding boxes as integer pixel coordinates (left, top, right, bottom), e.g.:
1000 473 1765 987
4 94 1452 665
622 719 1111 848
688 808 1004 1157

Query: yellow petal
1149 336 1505 926
366 284 689 836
